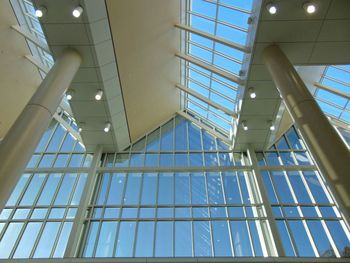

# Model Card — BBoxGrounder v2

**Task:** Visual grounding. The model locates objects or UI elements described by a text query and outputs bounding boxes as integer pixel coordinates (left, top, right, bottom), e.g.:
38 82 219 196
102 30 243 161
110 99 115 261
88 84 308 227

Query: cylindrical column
263 45 350 213
0 48 81 211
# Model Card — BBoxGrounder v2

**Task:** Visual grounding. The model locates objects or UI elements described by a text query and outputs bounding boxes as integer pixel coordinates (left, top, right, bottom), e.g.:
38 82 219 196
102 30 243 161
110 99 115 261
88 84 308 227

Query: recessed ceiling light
78 122 85 133
266 2 277 15
72 6 83 18
303 2 317 14
268 121 275 131
66 89 74 101
248 87 256 99
35 6 47 18
95 90 103 101
242 121 248 131
104 122 111 133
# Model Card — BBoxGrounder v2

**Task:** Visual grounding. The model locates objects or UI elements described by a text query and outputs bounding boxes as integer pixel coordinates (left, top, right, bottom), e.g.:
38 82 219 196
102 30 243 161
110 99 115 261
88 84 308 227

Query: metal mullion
203 0 251 14
8 220 28 259
320 219 341 257
333 65 350 74
316 96 348 111
323 75 350 88
189 11 247 33
132 173 144 257
187 97 231 124
112 172 129 257
219 171 235 257
152 172 160 257
188 65 239 91
187 76 237 103
188 39 242 64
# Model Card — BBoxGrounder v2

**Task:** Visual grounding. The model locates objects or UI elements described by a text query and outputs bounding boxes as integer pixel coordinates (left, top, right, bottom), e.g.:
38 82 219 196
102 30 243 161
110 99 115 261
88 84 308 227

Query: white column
263 45 350 214
0 48 81 211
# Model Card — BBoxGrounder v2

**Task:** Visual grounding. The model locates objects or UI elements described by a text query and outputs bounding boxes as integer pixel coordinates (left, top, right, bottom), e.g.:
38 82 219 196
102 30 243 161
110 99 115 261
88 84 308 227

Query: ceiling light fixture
104 122 111 133
35 6 47 18
303 2 317 14
248 87 256 99
266 2 277 15
72 5 83 18
95 90 103 101
242 121 248 131
78 122 85 133
268 120 275 131
66 89 74 101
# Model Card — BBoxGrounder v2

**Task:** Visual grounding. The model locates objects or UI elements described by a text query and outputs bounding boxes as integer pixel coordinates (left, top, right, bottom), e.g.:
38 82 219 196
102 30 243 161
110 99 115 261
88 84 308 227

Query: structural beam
175 52 242 85
263 45 350 215
174 23 250 53
11 25 50 53
176 84 237 117
0 48 81 212
314 82 350 100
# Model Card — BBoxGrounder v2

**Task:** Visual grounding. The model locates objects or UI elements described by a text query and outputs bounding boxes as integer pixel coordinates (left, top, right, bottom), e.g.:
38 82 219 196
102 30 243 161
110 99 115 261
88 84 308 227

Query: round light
78 127 82 132
242 121 248 131
95 90 103 101
66 89 74 101
303 2 317 14
266 3 277 14
72 6 83 18
270 125 275 131
104 122 111 133
248 87 256 99
35 7 47 18
268 120 275 131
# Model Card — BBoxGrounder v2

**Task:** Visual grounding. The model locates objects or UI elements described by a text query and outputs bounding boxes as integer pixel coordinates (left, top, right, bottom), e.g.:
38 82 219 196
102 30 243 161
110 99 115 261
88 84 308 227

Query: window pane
0 223 24 259
175 221 193 257
307 221 335 257
230 221 253 256
106 173 126 205
193 221 212 257
13 222 42 258
288 220 315 257
71 173 88 205
124 173 141 205
83 222 99 257
326 220 350 257
155 221 173 257
207 172 225 204
54 173 77 205
212 221 232 256
191 172 208 204
34 222 60 258
116 222 136 257
37 173 61 205
53 222 73 257
135 222 154 257
175 173 190 204
20 174 46 206
141 173 157 205
95 221 118 257
158 173 174 205
6 174 30 206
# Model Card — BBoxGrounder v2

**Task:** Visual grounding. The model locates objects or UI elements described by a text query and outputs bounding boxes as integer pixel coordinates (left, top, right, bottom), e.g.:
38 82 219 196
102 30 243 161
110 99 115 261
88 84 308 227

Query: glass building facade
0 115 349 259
1 0 350 261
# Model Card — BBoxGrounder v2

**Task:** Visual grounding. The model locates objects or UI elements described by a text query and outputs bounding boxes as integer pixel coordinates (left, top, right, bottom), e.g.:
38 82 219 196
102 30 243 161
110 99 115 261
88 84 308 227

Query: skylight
180 0 253 136
314 65 350 126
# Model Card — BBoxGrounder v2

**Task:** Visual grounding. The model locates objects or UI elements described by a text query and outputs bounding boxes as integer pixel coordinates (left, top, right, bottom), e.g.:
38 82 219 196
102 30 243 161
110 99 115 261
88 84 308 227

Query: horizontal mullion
203 0 252 14
188 65 239 91
323 75 350 88
188 39 242 64
188 11 248 33
186 97 232 124
177 83 237 117
176 52 242 84
314 82 350 100
316 97 349 113
187 76 237 103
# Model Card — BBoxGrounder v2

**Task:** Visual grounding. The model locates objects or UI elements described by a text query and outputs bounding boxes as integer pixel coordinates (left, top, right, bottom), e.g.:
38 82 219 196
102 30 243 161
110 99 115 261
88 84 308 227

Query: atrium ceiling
3 0 350 152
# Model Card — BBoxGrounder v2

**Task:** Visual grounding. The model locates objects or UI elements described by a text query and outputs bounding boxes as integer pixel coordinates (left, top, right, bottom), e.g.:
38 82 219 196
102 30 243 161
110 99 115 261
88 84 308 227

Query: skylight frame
181 0 253 137
314 65 350 126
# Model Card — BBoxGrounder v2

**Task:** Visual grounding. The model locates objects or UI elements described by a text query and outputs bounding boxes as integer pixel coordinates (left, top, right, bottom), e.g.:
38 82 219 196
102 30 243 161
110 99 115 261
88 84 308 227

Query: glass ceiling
181 0 253 137
315 65 350 126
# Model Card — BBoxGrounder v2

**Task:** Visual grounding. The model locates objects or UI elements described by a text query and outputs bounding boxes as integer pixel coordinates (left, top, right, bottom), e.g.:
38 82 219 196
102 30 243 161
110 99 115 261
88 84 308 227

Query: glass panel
158 173 174 205
288 220 315 257
135 222 154 257
175 221 193 257
106 173 126 205
95 221 118 257
155 221 173 257
20 173 46 206
193 221 212 257
230 221 253 256
33 222 60 258
54 173 77 205
53 222 73 258
0 223 24 258
123 173 141 205
13 222 42 258
175 173 190 204
141 173 157 205
116 222 136 257
212 221 232 256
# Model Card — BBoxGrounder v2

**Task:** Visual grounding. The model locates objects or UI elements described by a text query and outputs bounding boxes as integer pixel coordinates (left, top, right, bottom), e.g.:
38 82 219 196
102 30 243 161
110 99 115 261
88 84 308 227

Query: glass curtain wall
0 120 92 259
0 116 349 259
